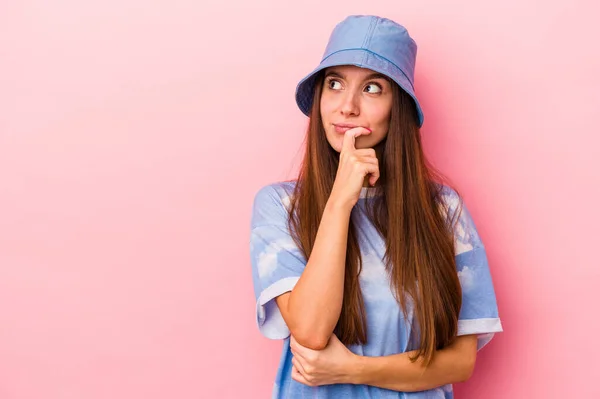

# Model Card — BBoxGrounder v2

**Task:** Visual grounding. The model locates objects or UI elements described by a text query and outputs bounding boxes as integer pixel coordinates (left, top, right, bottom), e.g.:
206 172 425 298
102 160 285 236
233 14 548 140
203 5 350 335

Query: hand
328 127 380 209
290 334 357 387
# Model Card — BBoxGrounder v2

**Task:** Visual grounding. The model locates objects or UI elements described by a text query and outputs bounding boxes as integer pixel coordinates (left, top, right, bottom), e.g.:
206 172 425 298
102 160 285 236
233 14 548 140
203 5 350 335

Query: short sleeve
443 188 503 351
249 183 307 340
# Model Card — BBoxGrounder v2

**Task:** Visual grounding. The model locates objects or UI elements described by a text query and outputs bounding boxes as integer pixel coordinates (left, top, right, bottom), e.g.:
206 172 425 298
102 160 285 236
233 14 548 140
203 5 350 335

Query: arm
348 335 478 392
275 200 352 350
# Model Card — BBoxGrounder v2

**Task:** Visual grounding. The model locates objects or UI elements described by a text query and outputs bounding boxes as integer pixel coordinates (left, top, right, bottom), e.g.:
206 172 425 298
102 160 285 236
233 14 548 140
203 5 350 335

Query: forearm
287 200 352 349
348 336 477 392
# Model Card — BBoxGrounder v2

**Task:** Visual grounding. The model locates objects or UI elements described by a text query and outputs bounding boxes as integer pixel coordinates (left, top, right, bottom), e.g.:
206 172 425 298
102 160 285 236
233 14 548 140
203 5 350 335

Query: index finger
342 127 370 153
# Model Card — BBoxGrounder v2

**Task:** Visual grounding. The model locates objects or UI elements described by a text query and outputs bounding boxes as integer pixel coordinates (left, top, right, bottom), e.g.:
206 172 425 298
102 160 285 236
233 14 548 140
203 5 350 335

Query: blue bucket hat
295 15 424 127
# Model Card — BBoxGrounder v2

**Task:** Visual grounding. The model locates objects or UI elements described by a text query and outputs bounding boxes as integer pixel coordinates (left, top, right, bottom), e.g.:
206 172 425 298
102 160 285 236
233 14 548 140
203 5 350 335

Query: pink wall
1 0 598 398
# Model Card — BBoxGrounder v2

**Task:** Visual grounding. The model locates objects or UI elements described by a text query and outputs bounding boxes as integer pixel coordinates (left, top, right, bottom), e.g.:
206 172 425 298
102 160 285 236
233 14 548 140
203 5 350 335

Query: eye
327 78 342 90
365 83 383 94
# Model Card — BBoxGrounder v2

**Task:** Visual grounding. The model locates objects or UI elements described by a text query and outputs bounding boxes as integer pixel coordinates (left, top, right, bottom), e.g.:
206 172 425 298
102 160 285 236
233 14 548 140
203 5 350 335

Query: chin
326 137 369 152
327 142 342 153
328 137 344 153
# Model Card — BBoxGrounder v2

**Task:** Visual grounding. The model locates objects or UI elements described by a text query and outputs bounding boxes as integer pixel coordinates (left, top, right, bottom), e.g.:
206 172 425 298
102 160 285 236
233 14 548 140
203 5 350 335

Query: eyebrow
324 70 390 82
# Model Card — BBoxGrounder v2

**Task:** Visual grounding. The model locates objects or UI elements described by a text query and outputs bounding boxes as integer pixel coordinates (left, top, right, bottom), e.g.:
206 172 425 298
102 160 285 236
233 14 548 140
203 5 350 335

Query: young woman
249 15 503 398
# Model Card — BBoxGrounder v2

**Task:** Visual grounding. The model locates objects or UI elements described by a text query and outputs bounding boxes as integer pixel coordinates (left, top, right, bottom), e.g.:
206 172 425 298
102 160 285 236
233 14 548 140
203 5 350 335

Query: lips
334 123 359 128
333 123 369 134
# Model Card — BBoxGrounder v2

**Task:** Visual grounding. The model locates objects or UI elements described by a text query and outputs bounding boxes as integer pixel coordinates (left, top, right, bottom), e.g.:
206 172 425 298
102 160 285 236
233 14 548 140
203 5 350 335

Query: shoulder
435 183 484 251
435 183 464 222
253 180 297 208
251 180 298 228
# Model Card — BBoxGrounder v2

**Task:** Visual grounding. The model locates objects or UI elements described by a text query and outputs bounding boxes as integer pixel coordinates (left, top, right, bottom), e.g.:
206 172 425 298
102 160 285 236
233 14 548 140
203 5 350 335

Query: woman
249 15 503 398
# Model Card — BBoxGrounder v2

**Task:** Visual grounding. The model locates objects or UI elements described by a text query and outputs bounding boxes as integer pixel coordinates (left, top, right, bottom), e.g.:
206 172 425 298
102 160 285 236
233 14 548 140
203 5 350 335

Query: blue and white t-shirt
249 180 503 398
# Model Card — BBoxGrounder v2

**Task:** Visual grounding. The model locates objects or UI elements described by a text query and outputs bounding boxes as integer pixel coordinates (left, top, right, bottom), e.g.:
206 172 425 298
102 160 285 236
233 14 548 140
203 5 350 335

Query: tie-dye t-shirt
249 180 503 399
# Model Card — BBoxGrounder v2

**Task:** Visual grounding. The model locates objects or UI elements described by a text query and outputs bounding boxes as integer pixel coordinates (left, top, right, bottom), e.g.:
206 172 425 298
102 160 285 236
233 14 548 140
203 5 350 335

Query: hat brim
294 49 424 127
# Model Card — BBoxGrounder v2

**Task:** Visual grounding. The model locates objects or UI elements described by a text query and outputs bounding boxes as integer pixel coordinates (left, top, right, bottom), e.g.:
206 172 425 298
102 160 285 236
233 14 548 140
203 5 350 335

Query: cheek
371 108 391 133
320 97 334 120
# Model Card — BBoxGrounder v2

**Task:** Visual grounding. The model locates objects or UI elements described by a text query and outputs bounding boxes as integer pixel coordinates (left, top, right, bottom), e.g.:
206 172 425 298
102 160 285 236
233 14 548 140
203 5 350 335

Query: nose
340 90 360 117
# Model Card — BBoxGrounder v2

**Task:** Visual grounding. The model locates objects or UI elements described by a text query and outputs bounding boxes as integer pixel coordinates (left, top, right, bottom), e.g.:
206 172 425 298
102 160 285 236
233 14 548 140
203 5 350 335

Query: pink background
1 0 598 398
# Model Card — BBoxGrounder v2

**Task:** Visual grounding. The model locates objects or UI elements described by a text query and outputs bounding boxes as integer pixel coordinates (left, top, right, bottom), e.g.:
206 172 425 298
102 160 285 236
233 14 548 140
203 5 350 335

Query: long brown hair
286 71 464 366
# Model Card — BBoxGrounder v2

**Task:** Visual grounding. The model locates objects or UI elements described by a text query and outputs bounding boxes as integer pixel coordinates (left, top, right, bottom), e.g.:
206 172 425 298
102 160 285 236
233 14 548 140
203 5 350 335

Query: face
319 65 393 152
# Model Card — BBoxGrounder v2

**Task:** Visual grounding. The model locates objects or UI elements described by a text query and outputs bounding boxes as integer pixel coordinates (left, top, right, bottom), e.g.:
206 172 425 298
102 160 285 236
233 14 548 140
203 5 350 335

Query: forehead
324 65 389 81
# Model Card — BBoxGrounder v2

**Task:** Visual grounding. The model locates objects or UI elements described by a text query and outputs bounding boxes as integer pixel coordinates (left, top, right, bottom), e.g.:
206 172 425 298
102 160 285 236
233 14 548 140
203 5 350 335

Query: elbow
457 355 476 383
289 328 330 350
298 337 329 351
